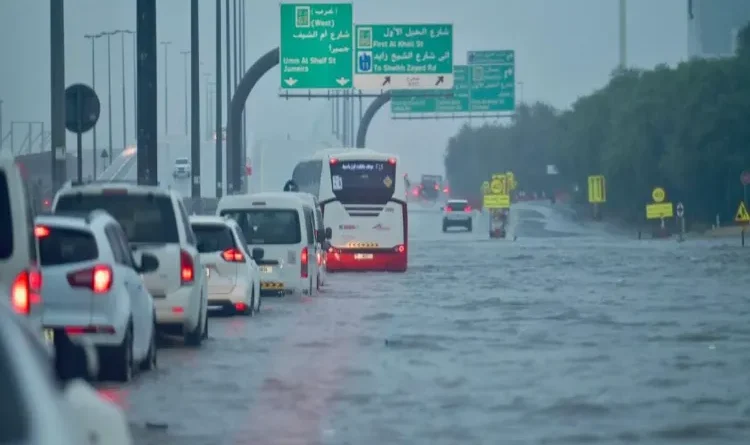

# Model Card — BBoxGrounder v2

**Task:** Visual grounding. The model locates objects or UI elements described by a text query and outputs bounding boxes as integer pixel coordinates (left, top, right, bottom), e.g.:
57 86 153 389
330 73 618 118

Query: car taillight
464 205 471 212
180 249 194 284
67 265 112 294
34 225 50 237
221 248 245 263
316 251 322 266
395 244 405 253
11 268 42 315
301 246 309 278
445 207 452 212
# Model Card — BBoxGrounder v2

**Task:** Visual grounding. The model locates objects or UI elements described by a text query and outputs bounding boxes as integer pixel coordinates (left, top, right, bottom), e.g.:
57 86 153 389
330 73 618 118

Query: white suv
50 181 208 347
35 211 160 381
0 154 43 321
172 157 191 179
442 199 473 232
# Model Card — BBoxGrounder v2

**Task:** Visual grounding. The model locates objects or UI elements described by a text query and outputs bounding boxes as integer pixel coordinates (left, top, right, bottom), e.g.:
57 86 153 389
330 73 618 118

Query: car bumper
326 250 407 272
153 286 199 328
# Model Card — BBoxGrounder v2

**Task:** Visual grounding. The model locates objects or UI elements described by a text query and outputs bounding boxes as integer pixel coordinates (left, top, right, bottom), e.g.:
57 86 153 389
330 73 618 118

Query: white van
216 192 323 297
0 154 42 319
283 191 327 289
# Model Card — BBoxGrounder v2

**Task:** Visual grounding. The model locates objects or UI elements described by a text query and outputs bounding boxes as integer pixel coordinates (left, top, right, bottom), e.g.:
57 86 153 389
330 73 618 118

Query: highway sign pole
676 202 685 242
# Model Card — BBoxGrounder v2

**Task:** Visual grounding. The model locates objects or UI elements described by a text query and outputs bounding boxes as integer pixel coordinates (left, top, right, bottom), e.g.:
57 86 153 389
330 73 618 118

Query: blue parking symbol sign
357 51 373 73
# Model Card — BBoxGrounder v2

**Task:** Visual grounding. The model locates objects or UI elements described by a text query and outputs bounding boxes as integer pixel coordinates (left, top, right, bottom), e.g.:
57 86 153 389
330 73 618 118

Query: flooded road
115 204 750 445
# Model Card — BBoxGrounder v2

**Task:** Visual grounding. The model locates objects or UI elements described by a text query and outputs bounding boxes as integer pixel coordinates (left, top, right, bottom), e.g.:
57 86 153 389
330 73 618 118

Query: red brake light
395 244 405 253
464 205 471 212
180 249 194 284
34 225 50 238
221 248 245 263
301 246 309 278
67 265 112 294
329 157 338 164
445 207 452 212
316 251 322 266
387 157 396 165
11 271 29 314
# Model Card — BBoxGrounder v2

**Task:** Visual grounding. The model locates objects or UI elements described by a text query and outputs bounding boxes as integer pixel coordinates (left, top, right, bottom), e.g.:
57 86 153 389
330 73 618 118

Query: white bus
290 148 408 272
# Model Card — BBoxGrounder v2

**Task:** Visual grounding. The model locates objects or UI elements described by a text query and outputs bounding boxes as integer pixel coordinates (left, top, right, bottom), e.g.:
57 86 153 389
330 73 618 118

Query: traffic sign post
64 84 101 183
279 3 353 90
646 187 673 231
676 202 685 242
587 175 606 221
353 24 454 90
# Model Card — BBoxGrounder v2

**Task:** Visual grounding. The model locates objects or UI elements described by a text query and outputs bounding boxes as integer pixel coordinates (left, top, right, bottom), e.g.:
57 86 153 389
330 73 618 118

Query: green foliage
444 24 750 223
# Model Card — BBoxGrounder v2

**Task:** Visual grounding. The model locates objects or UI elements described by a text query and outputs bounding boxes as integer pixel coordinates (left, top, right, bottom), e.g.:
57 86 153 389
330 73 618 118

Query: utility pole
160 41 172 135
84 33 100 177
181 50 191 135
136 0 158 185
106 31 115 159
215 0 224 198
224 0 232 193
619 0 627 70
190 0 201 197
131 31 137 140
117 30 134 151
50 0 66 189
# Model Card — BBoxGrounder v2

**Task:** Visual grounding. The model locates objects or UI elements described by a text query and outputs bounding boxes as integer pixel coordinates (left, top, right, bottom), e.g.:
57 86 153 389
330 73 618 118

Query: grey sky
0 0 687 178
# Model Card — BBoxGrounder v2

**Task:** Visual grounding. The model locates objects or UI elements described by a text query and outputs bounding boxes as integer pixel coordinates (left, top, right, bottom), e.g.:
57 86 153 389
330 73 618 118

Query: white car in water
189 215 262 316
173 157 191 179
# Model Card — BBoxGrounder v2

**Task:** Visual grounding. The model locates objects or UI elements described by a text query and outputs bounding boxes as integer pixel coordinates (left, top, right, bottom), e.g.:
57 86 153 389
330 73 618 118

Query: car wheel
241 290 254 316
467 220 473 232
184 300 204 347
140 319 158 371
103 323 133 382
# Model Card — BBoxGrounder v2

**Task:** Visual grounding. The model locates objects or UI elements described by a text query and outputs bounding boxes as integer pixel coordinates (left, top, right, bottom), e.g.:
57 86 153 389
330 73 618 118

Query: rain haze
0 0 686 179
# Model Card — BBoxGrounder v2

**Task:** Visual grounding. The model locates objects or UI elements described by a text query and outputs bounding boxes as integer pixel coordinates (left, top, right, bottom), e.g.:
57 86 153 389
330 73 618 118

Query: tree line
444 24 750 225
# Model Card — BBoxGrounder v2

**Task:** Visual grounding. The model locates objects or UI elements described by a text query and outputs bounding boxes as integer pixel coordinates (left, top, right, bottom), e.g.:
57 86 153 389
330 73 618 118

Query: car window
113 225 136 268
221 209 301 245
303 207 315 245
54 193 179 243
21 181 37 264
191 224 235 253
38 227 98 266
105 225 129 267
0 171 12 259
447 201 468 211
177 201 196 245
233 226 252 255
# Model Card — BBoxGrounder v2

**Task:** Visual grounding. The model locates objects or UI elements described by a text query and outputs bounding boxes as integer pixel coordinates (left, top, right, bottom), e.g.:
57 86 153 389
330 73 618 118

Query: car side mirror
136 252 160 274
251 247 264 261
325 227 332 240
54 330 99 383
196 241 208 253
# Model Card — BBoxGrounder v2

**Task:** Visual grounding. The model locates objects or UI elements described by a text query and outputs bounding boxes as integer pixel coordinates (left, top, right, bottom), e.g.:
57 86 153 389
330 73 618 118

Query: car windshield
191 223 235 253
175 159 189 165
38 227 98 266
220 209 301 245
447 201 468 211
54 194 179 244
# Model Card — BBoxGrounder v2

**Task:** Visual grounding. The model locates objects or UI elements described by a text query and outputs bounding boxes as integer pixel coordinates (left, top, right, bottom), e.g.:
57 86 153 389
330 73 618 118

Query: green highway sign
279 3 353 89
467 50 515 112
391 65 467 113
390 49 515 114
353 24 453 90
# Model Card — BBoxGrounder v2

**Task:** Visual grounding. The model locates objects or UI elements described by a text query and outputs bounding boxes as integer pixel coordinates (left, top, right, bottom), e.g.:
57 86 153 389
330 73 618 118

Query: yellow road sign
481 181 490 195
646 202 673 219
652 187 665 203
490 174 507 195
735 201 750 223
587 175 606 203
484 194 510 209
506 172 516 190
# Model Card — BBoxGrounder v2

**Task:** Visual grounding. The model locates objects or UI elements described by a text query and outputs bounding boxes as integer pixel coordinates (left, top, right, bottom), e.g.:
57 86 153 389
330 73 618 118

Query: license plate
43 329 54 345
259 266 273 273
354 253 373 260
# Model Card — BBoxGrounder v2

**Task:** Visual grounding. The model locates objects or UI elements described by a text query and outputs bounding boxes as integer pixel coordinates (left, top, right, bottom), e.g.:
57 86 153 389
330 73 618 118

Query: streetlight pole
181 50 190 135
204 74 212 140
131 31 137 140
84 33 102 177
216 0 224 198
106 31 115 160
224 0 232 193
160 41 172 135
117 30 134 151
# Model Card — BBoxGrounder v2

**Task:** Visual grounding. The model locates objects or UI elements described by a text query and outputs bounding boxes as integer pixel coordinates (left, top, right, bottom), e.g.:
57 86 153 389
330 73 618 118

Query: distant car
173 157 191 178
50 181 209 347
442 199 473 232
190 215 262 316
35 211 160 382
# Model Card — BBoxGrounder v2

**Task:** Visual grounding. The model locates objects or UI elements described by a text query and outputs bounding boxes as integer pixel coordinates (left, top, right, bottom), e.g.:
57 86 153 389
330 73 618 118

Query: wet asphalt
100 203 750 445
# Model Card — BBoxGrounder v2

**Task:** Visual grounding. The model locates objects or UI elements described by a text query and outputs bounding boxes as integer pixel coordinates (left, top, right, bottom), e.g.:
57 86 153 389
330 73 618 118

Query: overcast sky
0 0 687 178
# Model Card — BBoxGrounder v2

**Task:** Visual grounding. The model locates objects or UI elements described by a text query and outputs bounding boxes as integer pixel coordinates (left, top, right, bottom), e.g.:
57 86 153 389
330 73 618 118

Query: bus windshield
329 160 396 204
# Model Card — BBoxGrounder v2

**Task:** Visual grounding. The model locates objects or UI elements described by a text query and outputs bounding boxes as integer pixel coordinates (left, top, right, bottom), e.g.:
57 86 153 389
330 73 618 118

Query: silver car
173 157 191 178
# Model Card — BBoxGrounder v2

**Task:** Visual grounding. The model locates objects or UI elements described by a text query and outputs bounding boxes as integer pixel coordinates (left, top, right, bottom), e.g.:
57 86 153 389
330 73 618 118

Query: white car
35 211 159 382
190 215 262 315
0 153 43 320
284 191 327 289
172 157 191 178
442 199 473 232
0 296 134 445
217 192 321 298
50 181 209 347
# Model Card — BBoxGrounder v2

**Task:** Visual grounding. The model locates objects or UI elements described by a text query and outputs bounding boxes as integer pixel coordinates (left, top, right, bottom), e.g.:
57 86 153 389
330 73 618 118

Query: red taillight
180 249 194 284
464 205 471 212
395 244 405 253
387 157 396 164
11 268 42 315
301 246 309 278
221 248 245 263
67 265 113 294
445 207 452 212
316 251 322 266
329 157 338 164
34 225 50 238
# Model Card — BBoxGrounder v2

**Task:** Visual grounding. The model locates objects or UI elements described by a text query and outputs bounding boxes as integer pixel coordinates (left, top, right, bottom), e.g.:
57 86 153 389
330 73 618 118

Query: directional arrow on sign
335 77 350 86
382 76 391 86
283 78 298 86
435 76 444 86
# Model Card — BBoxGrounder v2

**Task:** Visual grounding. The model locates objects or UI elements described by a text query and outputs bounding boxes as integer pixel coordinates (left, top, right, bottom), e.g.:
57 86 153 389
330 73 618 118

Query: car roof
447 199 468 203
218 192 309 210
189 215 235 226
56 181 179 199
331 149 397 161
36 212 113 230
175 157 189 161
